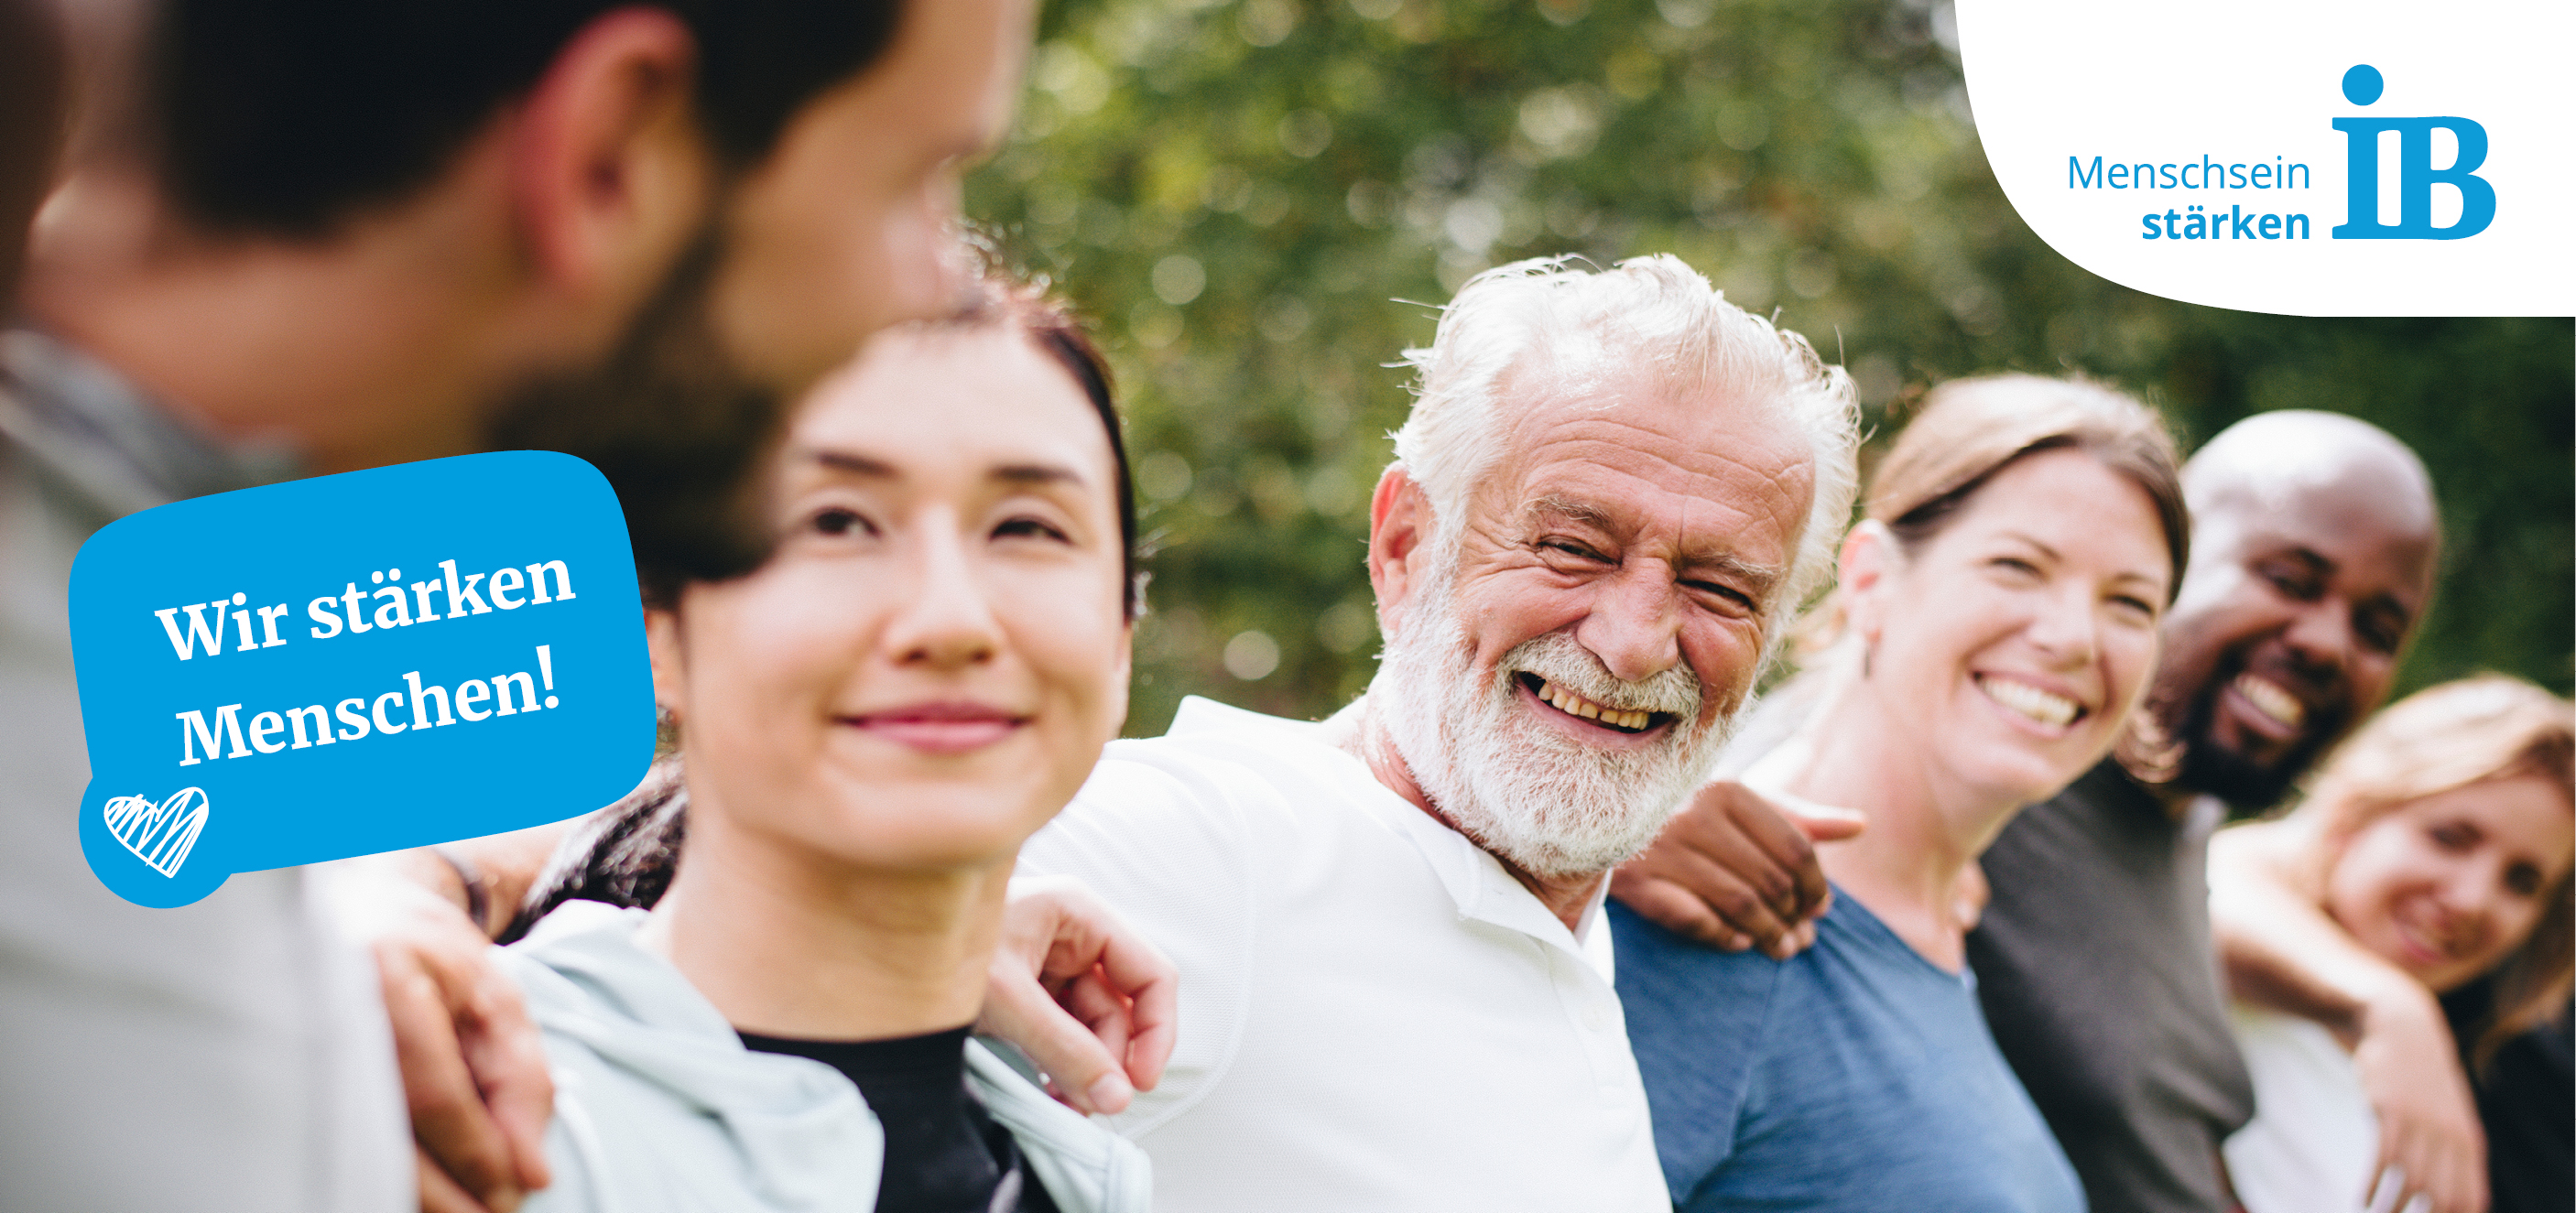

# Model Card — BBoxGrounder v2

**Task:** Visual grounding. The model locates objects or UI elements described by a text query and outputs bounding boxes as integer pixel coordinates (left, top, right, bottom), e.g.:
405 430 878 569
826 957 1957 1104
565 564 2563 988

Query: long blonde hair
2294 674 2576 1067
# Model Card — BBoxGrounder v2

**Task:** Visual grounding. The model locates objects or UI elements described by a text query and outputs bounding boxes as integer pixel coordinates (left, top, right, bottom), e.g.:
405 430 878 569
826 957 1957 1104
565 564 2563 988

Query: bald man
1616 409 2458 1213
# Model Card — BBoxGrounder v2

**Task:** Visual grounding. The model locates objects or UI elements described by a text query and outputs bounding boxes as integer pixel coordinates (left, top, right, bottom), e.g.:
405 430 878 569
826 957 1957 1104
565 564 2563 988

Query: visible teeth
1977 676 2080 729
1532 678 1653 731
2234 674 2306 728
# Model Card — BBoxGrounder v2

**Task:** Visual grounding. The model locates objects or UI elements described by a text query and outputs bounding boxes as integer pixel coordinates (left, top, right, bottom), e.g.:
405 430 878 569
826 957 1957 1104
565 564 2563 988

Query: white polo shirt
1016 697 1670 1212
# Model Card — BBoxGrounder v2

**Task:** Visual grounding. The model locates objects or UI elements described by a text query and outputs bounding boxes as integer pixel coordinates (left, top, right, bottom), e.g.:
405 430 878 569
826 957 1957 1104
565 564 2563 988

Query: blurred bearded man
0 4 1043 1211
1013 255 1861 1212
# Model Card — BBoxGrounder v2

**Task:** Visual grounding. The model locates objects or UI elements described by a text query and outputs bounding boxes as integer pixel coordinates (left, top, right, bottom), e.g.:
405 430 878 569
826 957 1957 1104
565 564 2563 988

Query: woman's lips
2387 908 2456 970
844 704 1028 754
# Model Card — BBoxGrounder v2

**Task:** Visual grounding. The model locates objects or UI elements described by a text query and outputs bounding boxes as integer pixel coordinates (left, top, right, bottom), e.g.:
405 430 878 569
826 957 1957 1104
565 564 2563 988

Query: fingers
2418 1126 2486 1213
1003 876 1178 1095
1608 864 1807 957
453 955 556 1193
1609 871 1738 949
419 1144 493 1213
1707 784 1833 921
359 876 553 1212
1062 969 1133 1067
987 879 1147 1115
1617 821 1808 957
2370 1098 2488 1213
378 934 522 1213
981 960 1132 1115
1785 803 1867 844
1083 912 1177 1093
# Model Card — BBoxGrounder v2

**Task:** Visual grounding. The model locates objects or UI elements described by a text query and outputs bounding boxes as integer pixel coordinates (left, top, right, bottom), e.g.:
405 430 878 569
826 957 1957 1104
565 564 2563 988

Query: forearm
2209 827 2427 1038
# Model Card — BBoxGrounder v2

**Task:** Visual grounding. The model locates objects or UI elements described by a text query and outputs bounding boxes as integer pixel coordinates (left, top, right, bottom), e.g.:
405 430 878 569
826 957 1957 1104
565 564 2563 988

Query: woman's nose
2021 586 2099 667
884 520 1002 668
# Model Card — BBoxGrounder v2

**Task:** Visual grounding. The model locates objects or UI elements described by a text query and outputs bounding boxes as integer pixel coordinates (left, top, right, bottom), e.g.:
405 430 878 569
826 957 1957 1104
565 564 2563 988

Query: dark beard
482 226 785 601
2167 661 2339 810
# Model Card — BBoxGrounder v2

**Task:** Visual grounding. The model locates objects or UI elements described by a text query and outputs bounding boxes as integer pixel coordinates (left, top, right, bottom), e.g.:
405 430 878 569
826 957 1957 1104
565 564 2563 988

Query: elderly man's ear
1366 465 1435 635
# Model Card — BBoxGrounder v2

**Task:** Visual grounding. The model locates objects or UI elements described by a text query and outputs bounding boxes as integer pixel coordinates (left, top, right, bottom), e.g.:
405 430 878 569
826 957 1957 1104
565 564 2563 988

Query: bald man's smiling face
2150 451 2438 807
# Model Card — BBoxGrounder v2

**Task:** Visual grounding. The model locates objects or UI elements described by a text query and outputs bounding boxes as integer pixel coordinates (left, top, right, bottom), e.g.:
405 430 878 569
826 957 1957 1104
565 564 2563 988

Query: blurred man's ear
505 8 714 310
0 0 67 303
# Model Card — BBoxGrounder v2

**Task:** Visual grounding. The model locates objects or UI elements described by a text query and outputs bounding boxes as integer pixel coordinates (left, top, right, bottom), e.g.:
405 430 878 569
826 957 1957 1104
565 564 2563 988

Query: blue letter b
2333 116 2496 240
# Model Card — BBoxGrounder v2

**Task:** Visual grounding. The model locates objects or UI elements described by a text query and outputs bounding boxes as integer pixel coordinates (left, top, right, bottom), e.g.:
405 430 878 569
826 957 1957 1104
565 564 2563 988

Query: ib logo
2331 64 2494 241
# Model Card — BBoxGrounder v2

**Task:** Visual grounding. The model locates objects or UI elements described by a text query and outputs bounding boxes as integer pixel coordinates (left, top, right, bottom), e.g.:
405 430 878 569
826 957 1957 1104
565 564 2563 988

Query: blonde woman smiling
2215 676 2573 1213
1613 375 2190 1213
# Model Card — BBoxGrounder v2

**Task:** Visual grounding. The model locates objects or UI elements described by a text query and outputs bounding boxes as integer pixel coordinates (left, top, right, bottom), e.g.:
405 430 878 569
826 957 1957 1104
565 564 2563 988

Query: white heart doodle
103 786 209 878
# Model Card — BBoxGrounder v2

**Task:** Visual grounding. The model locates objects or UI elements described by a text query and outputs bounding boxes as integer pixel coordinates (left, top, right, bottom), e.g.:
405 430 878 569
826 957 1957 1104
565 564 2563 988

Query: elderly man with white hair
1015 254 1861 1210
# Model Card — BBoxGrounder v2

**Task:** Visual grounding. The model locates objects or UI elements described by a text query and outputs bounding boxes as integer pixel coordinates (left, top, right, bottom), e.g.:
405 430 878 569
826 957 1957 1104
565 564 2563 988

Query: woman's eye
809 507 872 537
2429 823 2474 851
995 516 1071 543
2109 594 2158 620
1989 556 2041 578
2505 863 2544 898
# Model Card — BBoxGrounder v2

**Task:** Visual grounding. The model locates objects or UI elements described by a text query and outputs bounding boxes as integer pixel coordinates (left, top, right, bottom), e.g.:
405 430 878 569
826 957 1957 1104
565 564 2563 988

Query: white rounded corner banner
1956 0 2573 317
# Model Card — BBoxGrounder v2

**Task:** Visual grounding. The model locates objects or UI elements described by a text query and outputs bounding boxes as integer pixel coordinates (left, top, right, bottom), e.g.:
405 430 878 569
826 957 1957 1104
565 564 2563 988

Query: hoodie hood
505 902 883 1213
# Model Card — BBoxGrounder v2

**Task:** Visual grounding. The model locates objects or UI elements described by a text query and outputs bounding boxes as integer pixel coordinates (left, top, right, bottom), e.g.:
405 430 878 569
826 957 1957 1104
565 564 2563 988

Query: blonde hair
1799 373 2188 657
2296 674 2576 1067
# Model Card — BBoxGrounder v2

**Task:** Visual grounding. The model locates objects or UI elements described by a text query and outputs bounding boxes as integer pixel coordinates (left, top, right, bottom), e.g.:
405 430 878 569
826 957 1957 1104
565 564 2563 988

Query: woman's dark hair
632 272 1144 620
976 278 1145 622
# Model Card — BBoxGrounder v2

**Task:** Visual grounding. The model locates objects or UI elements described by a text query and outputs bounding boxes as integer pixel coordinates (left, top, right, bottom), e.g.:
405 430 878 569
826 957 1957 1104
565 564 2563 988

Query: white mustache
1502 631 1701 720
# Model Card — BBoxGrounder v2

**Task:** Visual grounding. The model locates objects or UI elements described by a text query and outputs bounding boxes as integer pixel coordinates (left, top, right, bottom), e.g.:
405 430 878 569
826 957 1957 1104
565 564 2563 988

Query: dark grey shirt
1967 761 2257 1213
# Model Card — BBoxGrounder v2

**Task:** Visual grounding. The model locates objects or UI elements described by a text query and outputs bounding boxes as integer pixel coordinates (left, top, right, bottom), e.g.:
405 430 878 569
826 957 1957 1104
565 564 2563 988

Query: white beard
1369 555 1738 879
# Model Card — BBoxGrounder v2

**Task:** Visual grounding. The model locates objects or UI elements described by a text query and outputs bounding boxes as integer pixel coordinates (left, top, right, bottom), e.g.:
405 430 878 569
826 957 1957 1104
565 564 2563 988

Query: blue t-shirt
1612 891 2086 1213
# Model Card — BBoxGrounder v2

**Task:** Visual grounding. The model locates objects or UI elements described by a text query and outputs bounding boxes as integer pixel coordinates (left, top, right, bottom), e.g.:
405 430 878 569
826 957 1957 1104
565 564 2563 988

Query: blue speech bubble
69 451 657 907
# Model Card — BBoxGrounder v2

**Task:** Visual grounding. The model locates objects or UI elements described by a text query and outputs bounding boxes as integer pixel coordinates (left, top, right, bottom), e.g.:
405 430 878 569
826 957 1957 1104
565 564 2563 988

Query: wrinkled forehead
1480 358 1816 555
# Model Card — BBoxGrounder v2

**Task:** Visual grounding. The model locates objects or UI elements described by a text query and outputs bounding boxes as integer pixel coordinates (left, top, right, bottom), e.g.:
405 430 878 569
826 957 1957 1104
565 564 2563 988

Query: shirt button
1581 999 1614 1033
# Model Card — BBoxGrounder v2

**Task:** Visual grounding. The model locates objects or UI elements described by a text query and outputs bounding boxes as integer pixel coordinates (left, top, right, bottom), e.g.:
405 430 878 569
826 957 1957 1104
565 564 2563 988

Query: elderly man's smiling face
1371 355 1817 878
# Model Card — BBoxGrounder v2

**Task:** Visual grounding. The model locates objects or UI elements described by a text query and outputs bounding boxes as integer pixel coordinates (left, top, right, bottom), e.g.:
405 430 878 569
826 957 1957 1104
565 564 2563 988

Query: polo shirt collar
1165 696 1613 968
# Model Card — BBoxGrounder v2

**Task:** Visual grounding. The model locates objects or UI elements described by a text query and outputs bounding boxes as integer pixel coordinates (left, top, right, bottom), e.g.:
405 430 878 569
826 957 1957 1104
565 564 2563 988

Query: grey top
1967 761 2257 1213
0 330 407 1212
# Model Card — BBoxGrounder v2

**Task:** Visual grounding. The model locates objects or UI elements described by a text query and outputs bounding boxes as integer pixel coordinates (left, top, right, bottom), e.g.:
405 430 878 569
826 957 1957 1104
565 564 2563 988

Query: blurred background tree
967 0 2573 737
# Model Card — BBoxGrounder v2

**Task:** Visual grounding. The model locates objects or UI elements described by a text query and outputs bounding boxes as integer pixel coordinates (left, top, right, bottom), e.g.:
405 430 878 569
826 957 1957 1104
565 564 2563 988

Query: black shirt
1967 761 2257 1213
739 1025 1060 1213
2442 983 2574 1213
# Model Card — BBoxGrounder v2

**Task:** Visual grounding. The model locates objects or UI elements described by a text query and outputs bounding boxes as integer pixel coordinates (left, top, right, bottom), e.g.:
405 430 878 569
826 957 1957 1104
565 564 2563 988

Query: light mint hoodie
503 902 1152 1213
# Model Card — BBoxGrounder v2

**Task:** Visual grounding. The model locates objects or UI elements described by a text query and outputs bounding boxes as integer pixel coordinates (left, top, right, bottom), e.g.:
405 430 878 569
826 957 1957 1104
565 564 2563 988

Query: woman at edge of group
1612 373 2190 1213
499 277 1152 1213
2213 675 2573 1213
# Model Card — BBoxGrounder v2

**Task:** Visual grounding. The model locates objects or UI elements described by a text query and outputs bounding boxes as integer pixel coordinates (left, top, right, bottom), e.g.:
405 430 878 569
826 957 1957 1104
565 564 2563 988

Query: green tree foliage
967 0 2573 736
